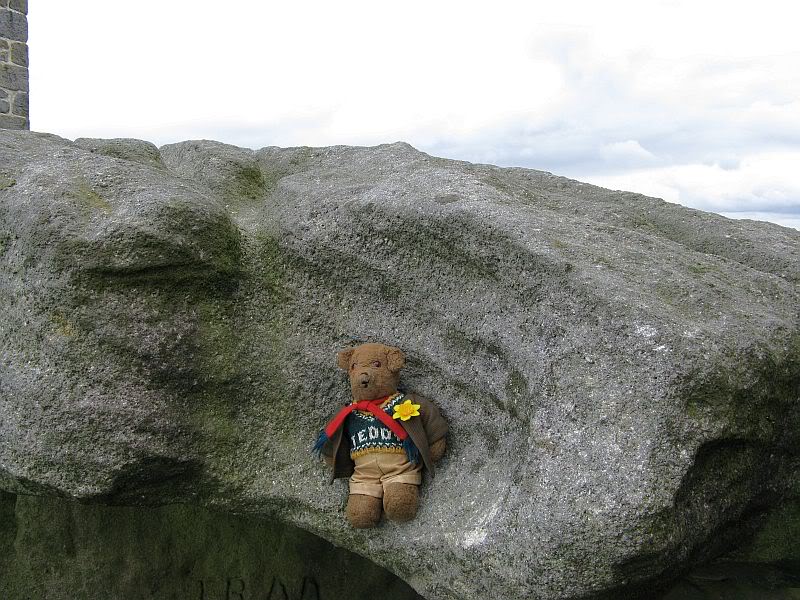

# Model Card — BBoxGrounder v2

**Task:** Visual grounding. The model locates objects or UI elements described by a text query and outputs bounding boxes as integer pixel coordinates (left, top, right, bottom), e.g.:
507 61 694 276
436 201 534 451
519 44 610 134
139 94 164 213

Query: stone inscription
195 576 321 600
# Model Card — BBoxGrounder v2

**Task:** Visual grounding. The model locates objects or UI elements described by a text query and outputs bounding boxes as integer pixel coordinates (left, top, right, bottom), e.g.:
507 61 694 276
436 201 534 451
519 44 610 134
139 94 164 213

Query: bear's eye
351 363 356 370
372 360 381 368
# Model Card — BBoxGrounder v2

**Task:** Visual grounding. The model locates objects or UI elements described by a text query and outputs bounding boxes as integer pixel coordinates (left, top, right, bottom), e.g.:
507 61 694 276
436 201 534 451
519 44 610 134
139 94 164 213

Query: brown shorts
349 451 422 498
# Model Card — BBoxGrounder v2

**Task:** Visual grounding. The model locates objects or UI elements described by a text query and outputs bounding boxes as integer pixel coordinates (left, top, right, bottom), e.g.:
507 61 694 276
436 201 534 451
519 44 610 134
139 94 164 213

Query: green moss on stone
734 499 800 563
505 368 528 402
288 146 313 167
683 334 800 443
101 146 165 170
234 165 267 200
49 311 76 337
445 326 504 359
252 232 289 304
185 388 240 447
0 229 11 256
67 177 111 213
0 492 16 574
687 263 717 274
193 298 239 384
0 174 16 190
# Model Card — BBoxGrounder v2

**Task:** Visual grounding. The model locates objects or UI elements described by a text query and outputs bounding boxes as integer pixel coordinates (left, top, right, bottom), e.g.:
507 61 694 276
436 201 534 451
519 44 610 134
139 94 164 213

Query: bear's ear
386 346 405 373
337 348 355 371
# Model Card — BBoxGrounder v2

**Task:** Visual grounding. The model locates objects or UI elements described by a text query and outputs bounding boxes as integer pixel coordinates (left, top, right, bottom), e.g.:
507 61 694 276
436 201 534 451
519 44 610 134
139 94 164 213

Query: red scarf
322 394 408 441
312 393 419 464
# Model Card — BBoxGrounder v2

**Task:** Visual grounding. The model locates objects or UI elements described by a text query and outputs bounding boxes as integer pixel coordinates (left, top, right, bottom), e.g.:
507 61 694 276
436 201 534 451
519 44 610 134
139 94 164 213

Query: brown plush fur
337 343 405 402
383 483 419 522
346 493 382 528
429 437 447 462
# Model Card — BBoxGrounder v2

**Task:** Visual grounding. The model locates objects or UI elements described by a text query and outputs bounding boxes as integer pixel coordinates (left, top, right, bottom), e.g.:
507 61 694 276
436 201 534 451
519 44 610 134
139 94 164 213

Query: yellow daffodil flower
392 399 421 421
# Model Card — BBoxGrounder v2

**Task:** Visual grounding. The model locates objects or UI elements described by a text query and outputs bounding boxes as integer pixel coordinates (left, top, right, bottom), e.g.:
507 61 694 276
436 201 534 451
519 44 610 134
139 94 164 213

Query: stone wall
0 0 28 130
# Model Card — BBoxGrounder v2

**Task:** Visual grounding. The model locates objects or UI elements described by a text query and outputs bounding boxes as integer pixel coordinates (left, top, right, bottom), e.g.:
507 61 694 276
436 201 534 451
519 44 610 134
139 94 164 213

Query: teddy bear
313 342 448 528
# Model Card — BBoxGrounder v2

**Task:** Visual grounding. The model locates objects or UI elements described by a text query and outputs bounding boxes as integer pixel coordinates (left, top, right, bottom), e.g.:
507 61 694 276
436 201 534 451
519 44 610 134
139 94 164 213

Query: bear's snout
358 372 371 388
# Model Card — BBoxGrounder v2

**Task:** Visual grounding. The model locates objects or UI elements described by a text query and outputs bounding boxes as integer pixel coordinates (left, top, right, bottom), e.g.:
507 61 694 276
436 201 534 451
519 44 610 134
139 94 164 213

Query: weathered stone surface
74 137 165 170
9 89 24 116
0 98 7 113
0 62 26 91
0 8 26 42
160 139 268 202
0 130 798 600
9 40 25 66
9 0 27 14
0 112 23 128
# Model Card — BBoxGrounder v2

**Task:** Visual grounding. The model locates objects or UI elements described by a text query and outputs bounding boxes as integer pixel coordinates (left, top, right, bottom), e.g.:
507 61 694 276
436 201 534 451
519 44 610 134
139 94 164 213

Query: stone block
0 98 8 113
0 62 27 91
0 113 25 128
0 39 9 49
0 50 8 62
0 1 8 8
9 40 25 66
9 0 26 13
11 90 26 116
0 88 7 98
0 9 27 42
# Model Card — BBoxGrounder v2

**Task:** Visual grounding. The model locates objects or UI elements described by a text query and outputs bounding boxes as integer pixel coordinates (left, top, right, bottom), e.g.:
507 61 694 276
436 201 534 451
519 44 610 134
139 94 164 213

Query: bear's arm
429 437 447 462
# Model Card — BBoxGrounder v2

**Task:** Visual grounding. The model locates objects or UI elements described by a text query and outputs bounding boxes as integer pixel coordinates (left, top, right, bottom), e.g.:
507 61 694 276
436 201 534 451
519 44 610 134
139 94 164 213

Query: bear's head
337 343 406 401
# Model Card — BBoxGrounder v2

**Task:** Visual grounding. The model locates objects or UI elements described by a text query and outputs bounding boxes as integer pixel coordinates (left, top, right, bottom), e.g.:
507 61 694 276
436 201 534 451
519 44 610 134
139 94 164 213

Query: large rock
0 130 798 599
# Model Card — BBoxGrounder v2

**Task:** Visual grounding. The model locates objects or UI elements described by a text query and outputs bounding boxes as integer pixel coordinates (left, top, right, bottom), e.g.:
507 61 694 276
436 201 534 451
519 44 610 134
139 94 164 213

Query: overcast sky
29 1 800 229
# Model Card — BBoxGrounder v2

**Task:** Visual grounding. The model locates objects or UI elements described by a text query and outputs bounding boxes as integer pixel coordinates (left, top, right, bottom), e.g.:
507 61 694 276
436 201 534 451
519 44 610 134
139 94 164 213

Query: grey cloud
433 34 800 177
722 212 800 231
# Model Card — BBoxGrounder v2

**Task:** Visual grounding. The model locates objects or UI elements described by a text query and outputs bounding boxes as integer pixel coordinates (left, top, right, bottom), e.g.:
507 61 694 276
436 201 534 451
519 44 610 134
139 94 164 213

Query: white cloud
582 151 800 215
30 0 567 145
599 140 657 165
721 212 800 231
27 1 800 229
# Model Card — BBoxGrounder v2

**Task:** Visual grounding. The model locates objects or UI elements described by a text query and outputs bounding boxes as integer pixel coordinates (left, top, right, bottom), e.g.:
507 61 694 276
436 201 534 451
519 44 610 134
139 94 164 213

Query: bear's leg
383 483 419 522
346 494 382 528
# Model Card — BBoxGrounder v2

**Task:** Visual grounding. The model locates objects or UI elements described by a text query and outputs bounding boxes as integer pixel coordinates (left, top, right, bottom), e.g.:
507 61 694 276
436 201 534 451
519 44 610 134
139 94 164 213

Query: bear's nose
358 372 371 387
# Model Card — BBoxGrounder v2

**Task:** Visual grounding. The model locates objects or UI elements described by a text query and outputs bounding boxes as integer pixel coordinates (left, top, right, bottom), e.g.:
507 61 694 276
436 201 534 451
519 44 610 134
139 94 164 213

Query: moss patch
0 229 11 256
66 177 111 213
234 164 267 200
49 310 76 337
506 368 527 396
730 499 800 563
0 174 16 190
687 263 719 275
